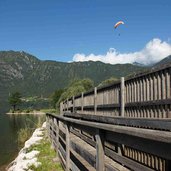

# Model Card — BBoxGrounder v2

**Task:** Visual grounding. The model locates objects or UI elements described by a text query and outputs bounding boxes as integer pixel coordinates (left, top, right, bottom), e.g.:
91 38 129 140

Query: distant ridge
1 51 170 111
153 55 171 68
132 62 146 67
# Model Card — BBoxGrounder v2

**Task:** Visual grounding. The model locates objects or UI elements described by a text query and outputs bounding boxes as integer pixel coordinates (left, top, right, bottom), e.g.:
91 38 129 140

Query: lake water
0 113 45 171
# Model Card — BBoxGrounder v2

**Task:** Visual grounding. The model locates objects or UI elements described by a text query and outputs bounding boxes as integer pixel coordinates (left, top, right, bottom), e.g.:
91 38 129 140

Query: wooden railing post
67 98 69 112
95 129 105 171
56 119 59 153
81 92 84 113
66 123 70 171
46 115 50 139
94 87 97 115
121 77 125 117
72 96 75 113
60 102 63 115
51 118 56 149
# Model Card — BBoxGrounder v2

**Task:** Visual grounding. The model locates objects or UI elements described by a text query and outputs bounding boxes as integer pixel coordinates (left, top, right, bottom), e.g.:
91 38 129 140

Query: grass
17 128 33 145
17 116 45 145
27 134 63 171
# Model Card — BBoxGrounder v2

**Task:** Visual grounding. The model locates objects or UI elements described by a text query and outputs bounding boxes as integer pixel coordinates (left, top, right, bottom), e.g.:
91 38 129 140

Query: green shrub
57 78 94 104
17 128 32 145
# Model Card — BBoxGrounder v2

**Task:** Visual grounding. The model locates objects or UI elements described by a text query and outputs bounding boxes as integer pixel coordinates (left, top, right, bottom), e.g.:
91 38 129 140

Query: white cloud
72 38 171 65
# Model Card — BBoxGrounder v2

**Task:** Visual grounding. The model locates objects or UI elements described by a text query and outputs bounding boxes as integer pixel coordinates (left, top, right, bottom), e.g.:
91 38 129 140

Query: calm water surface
0 113 45 170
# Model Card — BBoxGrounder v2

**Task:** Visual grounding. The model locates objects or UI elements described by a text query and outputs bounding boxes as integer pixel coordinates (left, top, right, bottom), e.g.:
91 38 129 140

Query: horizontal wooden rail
46 113 171 171
63 112 171 130
48 113 171 144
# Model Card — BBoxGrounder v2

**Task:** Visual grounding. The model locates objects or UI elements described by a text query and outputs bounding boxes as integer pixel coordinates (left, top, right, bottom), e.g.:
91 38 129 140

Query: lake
0 113 45 171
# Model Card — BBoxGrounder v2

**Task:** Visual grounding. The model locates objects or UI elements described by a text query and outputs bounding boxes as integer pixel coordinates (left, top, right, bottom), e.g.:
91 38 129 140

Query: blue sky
0 0 171 64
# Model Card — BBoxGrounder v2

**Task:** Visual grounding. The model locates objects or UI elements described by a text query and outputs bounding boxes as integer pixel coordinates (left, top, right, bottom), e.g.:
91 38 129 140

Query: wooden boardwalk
47 63 171 171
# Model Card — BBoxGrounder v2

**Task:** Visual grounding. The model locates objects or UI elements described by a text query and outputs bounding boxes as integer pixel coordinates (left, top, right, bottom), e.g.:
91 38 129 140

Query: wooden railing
46 63 171 171
60 63 171 118
46 113 171 171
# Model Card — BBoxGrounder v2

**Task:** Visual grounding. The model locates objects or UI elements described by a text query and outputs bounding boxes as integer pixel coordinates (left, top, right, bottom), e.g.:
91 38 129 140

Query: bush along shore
6 110 45 115
7 122 63 171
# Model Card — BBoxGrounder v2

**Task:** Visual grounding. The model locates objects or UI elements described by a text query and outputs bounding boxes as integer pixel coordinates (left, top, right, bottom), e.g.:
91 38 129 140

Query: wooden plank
66 124 70 171
51 114 171 144
67 98 171 111
105 165 120 171
106 131 171 160
71 129 96 147
81 105 94 110
70 138 96 167
137 79 140 102
73 123 96 137
55 120 60 152
95 129 105 171
67 98 69 111
58 149 66 170
94 87 97 115
166 69 170 99
105 148 153 171
72 96 75 113
71 149 96 171
81 92 84 112
162 71 166 100
125 98 171 107
70 131 129 171
154 74 157 100
59 143 66 161
121 77 125 117
125 63 171 82
47 113 171 170
60 102 63 115
97 104 120 109
63 112 171 130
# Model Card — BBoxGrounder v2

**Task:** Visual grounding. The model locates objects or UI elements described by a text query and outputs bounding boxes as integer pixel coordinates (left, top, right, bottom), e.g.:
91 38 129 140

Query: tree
8 92 22 111
97 77 119 88
58 78 94 104
50 89 64 108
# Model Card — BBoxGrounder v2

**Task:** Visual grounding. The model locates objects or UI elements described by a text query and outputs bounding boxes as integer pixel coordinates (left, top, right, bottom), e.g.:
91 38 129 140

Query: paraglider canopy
114 21 124 29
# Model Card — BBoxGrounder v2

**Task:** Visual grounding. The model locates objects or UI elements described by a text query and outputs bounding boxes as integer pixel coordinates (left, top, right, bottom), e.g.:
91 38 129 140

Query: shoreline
6 111 45 115
7 122 46 171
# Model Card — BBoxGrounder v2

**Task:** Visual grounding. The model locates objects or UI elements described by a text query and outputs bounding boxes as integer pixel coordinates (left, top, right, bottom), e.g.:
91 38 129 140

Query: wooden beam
94 87 97 115
65 124 70 171
121 77 125 117
81 92 84 113
125 98 171 107
63 112 171 130
95 129 105 171
106 131 171 160
105 148 153 171
72 96 75 113
49 114 171 144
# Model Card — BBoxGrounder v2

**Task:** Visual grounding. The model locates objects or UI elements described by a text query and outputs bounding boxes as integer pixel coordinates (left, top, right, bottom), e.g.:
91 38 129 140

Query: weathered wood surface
61 64 171 119
47 113 171 171
50 114 171 144
64 112 171 130
48 64 171 171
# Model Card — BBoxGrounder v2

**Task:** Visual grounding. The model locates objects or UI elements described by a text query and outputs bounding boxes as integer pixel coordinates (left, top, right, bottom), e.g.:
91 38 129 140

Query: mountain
153 55 171 67
132 62 146 67
0 50 147 112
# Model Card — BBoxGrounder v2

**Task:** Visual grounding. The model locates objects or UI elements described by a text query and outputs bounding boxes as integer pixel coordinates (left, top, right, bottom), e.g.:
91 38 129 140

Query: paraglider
114 21 124 29
114 21 124 36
